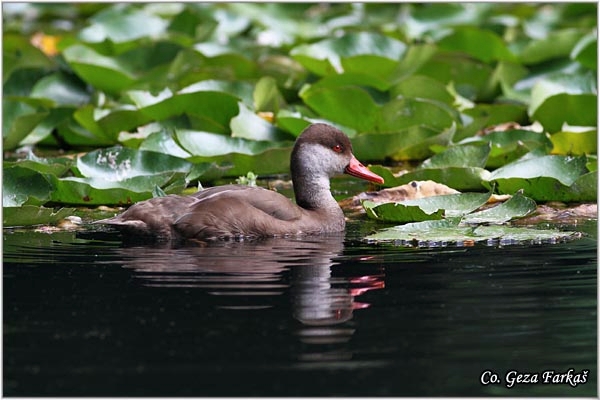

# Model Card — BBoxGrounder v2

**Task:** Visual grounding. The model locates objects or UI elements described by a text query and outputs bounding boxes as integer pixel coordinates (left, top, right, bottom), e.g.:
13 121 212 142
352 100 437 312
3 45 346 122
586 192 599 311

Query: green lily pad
571 30 597 70
175 130 293 176
352 124 456 161
392 167 490 192
4 151 73 177
62 44 138 93
139 130 192 159
48 172 188 205
461 191 537 224
363 191 491 223
529 71 597 133
3 166 53 207
291 32 406 77
519 28 584 65
2 99 49 150
391 75 455 105
79 4 169 44
230 102 291 142
3 34 55 83
417 52 495 101
421 143 490 169
486 155 596 201
76 147 192 180
300 86 378 132
378 97 459 133
437 27 516 63
365 218 580 247
3 205 77 227
30 72 90 107
458 129 553 168
364 200 444 223
550 129 597 155
456 103 529 141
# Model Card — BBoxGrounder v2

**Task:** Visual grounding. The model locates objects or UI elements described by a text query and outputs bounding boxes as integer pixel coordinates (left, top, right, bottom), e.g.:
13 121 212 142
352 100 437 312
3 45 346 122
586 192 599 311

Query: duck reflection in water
113 234 384 347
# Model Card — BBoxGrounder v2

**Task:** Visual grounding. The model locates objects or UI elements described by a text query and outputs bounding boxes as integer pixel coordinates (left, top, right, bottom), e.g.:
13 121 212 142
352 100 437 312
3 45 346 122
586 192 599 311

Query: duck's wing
175 185 303 240
95 194 197 239
189 185 302 221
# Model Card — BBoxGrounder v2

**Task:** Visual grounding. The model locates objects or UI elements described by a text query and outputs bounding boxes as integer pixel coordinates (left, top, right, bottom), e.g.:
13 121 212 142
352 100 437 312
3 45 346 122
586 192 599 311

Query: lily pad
437 27 516 63
460 129 553 167
76 147 192 180
291 32 406 77
79 4 169 44
550 129 597 155
4 151 73 177
363 191 491 223
3 166 53 207
300 85 378 132
62 44 138 93
48 172 188 205
365 218 580 247
461 191 537 224
3 205 77 227
529 71 597 133
363 200 444 223
486 155 596 201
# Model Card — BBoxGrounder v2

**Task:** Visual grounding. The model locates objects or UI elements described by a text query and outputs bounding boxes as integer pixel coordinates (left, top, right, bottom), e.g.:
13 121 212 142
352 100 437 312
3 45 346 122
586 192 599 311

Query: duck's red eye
332 144 343 153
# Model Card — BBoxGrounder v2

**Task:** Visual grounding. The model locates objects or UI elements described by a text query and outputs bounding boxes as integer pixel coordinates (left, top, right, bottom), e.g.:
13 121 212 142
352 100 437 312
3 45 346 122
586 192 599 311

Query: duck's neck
292 173 339 211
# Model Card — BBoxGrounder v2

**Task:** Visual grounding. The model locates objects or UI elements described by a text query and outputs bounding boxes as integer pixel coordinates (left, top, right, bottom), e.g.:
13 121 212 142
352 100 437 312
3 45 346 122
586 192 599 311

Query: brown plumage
96 123 384 242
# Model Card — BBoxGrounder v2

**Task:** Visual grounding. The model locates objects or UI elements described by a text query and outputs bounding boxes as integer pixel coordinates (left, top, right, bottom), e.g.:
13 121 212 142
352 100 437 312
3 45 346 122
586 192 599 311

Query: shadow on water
3 218 597 396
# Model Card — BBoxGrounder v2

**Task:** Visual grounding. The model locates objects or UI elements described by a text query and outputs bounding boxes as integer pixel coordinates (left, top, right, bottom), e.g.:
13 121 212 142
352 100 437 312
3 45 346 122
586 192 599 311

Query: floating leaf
4 151 73 177
378 97 459 133
30 72 90 107
417 53 495 101
571 30 597 70
364 200 444 223
3 34 55 83
363 191 491 223
291 32 406 77
457 103 528 141
300 86 378 132
76 147 192 180
365 218 579 247
461 191 536 224
550 129 597 155
2 99 49 150
176 130 293 176
437 27 516 63
519 29 584 65
3 166 53 206
230 102 291 142
3 205 77 227
391 75 454 105
458 129 553 168
421 143 490 169
79 4 169 44
48 172 188 205
352 124 456 161
62 44 137 93
529 71 597 133
487 155 595 201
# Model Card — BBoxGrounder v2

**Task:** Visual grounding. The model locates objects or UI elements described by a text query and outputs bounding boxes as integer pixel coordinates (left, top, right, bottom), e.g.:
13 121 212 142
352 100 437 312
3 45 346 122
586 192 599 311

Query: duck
96 123 384 242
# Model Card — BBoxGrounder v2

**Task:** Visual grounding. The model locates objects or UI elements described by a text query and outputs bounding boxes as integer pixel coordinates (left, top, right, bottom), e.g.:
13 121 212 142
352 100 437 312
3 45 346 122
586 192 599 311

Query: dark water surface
3 217 597 396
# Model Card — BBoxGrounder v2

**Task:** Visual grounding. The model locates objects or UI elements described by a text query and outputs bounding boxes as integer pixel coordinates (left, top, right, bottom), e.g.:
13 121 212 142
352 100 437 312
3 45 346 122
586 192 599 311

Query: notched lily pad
3 205 78 227
365 218 580 247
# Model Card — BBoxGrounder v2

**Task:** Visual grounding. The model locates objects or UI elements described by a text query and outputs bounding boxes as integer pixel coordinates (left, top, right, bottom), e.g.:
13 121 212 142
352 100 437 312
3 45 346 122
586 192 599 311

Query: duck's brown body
97 124 383 242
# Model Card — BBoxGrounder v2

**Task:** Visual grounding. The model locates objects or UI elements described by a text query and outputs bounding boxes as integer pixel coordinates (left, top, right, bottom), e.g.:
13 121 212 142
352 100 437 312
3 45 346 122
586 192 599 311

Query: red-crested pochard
97 123 384 241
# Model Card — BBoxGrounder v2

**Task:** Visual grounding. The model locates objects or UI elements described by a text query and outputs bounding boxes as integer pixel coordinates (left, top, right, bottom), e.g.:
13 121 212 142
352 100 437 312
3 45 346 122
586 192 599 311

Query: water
3 215 597 396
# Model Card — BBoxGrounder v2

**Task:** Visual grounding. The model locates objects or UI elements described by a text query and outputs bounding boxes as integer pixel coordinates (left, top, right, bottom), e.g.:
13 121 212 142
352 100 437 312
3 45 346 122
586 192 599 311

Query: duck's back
175 185 305 240
98 185 312 242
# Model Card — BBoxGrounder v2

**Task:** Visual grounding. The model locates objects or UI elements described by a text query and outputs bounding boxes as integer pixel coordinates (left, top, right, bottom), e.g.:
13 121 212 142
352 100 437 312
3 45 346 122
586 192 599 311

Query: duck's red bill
345 156 384 184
